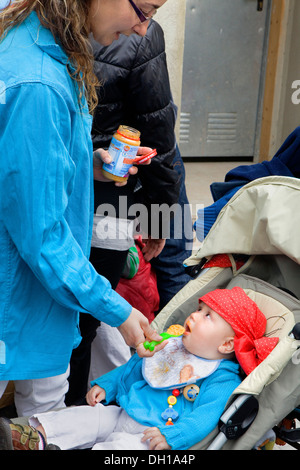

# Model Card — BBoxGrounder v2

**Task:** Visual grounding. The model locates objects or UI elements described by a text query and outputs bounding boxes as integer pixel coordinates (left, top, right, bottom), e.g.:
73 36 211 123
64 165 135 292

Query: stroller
152 175 300 450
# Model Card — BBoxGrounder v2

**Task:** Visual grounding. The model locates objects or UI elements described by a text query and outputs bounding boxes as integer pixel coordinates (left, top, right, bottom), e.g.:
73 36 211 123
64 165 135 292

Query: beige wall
278 0 300 144
266 0 299 157
155 0 187 137
258 0 300 158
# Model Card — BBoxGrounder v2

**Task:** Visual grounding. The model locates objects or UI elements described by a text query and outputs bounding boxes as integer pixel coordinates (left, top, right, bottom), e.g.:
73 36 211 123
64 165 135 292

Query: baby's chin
182 336 219 359
182 336 200 356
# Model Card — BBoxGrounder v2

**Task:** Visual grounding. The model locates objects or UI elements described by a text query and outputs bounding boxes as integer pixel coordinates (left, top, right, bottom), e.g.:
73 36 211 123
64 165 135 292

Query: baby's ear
218 336 235 355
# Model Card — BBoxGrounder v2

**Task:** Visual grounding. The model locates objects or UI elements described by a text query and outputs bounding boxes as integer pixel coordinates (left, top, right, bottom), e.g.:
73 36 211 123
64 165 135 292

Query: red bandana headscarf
199 287 279 375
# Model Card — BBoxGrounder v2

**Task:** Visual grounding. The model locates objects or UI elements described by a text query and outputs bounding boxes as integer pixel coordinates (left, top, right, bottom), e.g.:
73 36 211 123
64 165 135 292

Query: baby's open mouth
183 321 192 335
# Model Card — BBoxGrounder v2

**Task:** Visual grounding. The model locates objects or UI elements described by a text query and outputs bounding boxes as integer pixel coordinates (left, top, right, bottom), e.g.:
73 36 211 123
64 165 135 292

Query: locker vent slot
207 113 237 143
179 112 191 144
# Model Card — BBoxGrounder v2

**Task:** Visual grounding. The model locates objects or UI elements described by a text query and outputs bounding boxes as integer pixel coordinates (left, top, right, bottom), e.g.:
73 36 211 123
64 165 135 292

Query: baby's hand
86 385 106 406
179 364 194 383
141 427 171 450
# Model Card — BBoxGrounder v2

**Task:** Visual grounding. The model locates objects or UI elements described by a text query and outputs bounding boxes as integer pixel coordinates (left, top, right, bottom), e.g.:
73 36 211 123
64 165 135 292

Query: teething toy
143 324 185 351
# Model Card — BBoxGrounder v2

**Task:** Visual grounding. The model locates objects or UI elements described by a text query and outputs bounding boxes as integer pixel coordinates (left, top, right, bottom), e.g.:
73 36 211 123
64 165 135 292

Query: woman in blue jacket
0 0 167 415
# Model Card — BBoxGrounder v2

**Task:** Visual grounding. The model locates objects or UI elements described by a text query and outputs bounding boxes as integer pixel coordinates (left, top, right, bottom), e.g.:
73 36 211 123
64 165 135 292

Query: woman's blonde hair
0 0 99 112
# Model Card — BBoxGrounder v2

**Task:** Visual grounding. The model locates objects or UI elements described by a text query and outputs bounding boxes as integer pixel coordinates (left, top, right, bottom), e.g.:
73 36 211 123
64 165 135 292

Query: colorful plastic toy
143 324 185 351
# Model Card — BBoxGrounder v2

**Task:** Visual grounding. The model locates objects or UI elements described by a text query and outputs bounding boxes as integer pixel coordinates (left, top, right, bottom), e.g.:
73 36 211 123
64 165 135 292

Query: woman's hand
118 307 167 358
93 146 152 187
86 385 106 406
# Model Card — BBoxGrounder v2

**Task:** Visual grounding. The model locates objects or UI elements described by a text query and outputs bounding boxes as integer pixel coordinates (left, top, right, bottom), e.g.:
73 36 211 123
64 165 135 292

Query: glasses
128 0 155 23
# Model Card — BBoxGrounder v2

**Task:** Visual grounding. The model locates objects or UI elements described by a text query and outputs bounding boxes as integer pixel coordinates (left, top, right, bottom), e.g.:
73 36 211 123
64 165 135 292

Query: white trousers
0 366 69 416
30 404 150 450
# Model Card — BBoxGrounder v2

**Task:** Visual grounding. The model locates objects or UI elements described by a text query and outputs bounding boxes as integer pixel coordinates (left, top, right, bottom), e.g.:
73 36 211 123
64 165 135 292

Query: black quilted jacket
91 20 181 230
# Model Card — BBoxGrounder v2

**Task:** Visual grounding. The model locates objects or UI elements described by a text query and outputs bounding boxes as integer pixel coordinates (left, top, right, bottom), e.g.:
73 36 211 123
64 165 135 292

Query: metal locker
179 0 271 159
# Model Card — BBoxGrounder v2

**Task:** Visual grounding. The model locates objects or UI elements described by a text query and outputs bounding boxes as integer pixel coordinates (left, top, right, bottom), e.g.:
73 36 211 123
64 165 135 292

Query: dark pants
151 146 193 310
65 247 128 406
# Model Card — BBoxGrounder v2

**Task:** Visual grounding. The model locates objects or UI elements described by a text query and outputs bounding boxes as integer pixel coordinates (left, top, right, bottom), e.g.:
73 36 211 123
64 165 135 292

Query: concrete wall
279 0 300 143
155 0 187 137
266 0 298 156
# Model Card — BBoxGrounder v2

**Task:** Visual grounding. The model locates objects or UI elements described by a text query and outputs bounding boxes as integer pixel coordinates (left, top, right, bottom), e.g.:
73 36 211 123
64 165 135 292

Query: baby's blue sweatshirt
92 353 241 450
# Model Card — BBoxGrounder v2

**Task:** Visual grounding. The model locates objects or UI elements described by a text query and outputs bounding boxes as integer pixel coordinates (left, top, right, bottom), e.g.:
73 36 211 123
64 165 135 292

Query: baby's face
182 301 235 359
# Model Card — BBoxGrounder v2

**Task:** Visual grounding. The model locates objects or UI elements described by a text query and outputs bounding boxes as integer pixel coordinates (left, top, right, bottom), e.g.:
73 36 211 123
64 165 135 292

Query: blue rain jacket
0 12 132 380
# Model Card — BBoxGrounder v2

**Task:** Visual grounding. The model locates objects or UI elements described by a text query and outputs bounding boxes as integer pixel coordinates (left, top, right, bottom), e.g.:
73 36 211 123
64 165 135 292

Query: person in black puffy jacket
66 19 193 406
91 19 193 305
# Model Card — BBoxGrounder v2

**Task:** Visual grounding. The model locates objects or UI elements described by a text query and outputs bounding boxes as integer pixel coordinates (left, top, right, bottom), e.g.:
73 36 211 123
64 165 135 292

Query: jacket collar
24 11 69 65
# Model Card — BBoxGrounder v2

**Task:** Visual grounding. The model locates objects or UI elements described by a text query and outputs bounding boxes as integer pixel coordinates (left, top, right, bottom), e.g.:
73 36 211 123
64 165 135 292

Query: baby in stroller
0 287 278 451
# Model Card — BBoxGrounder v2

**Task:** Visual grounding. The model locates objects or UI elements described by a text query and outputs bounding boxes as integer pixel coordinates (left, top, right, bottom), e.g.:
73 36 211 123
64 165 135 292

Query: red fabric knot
203 254 245 271
199 287 279 375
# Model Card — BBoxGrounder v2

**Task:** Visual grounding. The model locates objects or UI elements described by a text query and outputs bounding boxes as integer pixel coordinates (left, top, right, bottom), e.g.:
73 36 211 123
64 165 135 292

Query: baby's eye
205 312 211 318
